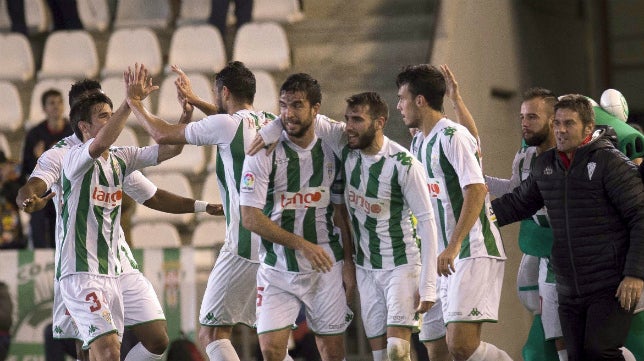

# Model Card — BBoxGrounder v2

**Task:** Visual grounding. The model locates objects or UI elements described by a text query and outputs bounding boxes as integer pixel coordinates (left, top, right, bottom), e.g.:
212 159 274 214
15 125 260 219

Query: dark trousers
209 0 253 37
30 201 56 248
558 286 633 361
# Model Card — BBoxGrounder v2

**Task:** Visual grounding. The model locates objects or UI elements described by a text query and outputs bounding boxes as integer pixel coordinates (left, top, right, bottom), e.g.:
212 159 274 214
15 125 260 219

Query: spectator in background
209 0 253 39
21 89 73 248
6 0 28 35
0 151 26 250
45 0 83 30
0 281 13 361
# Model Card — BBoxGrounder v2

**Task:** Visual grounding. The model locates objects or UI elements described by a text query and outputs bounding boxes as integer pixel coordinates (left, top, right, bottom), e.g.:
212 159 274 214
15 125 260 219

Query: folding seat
197 171 222 221
113 0 171 29
0 33 34 82
38 30 99 80
77 0 110 32
176 0 211 26
26 78 73 130
254 70 278 114
131 221 182 248
0 81 24 132
166 24 226 75
113 125 139 147
232 22 291 72
102 27 163 77
157 72 213 121
253 0 304 23
131 172 195 226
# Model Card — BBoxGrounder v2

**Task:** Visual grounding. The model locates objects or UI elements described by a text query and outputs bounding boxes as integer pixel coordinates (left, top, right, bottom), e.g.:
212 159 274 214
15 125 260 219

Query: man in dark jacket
492 94 644 361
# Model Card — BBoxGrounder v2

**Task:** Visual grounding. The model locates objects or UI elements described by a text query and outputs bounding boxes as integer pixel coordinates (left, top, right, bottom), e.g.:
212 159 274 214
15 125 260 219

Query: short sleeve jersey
239 134 345 273
184 110 275 262
412 118 505 260
341 137 435 270
58 140 158 279
33 136 158 276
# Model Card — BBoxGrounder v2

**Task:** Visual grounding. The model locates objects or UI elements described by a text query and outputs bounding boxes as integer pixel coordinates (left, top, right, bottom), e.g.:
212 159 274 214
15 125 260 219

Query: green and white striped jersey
58 139 159 279
185 110 275 261
412 118 505 260
239 134 345 273
35 135 158 279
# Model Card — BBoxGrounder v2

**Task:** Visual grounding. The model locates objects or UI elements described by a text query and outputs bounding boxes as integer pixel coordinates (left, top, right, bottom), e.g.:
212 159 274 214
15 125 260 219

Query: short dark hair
69 79 102 107
555 94 595 128
523 87 557 110
345 92 389 122
70 93 113 140
41 89 62 108
280 73 322 106
215 61 256 104
396 64 445 112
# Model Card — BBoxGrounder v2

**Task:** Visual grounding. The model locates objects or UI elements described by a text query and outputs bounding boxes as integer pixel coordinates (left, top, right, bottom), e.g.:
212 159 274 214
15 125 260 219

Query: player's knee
447 338 478 361
387 337 410 361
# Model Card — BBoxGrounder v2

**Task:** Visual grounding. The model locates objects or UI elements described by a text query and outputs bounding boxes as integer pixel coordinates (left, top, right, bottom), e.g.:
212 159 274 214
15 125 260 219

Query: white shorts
120 271 165 327
59 274 124 347
419 278 445 342
357 264 421 338
52 279 81 340
420 258 503 338
199 251 259 327
256 262 353 335
538 258 562 340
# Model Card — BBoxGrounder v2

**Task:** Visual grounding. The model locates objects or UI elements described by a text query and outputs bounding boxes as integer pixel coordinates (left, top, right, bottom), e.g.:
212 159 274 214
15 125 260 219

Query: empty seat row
0 21 290 85
0 0 302 35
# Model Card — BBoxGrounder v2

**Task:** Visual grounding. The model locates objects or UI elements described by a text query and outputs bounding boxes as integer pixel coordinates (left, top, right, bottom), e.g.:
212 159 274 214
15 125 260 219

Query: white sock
372 349 389 361
387 337 410 361
465 342 512 361
557 349 568 361
205 339 240 361
621 347 636 361
123 342 163 361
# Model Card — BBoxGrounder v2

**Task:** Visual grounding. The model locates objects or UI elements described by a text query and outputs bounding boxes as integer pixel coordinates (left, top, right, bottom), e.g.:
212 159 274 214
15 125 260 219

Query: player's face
279 90 319 138
345 104 377 150
397 84 420 128
520 98 553 146
85 103 113 138
213 85 227 114
553 108 592 155
43 95 64 121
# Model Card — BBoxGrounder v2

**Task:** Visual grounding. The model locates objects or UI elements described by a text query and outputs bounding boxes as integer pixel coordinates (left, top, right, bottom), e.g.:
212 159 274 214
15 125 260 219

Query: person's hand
440 64 460 104
616 276 643 310
19 192 56 213
342 261 357 306
171 65 197 104
124 63 159 101
416 300 434 314
437 242 459 276
205 203 224 216
300 242 333 273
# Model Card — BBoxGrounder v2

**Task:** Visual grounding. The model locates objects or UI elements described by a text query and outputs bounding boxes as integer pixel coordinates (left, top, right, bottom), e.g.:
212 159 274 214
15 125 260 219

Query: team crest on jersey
276 187 330 210
91 185 122 208
587 162 596 180
240 172 255 193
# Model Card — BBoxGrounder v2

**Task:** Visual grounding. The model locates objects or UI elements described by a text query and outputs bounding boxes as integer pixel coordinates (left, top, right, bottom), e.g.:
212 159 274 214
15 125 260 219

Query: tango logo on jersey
240 172 255 193
346 186 390 218
91 185 122 207
277 187 330 209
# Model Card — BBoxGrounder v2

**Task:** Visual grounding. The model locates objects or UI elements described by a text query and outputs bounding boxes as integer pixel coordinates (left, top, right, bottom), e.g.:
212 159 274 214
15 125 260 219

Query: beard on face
524 123 550 146
348 124 377 150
